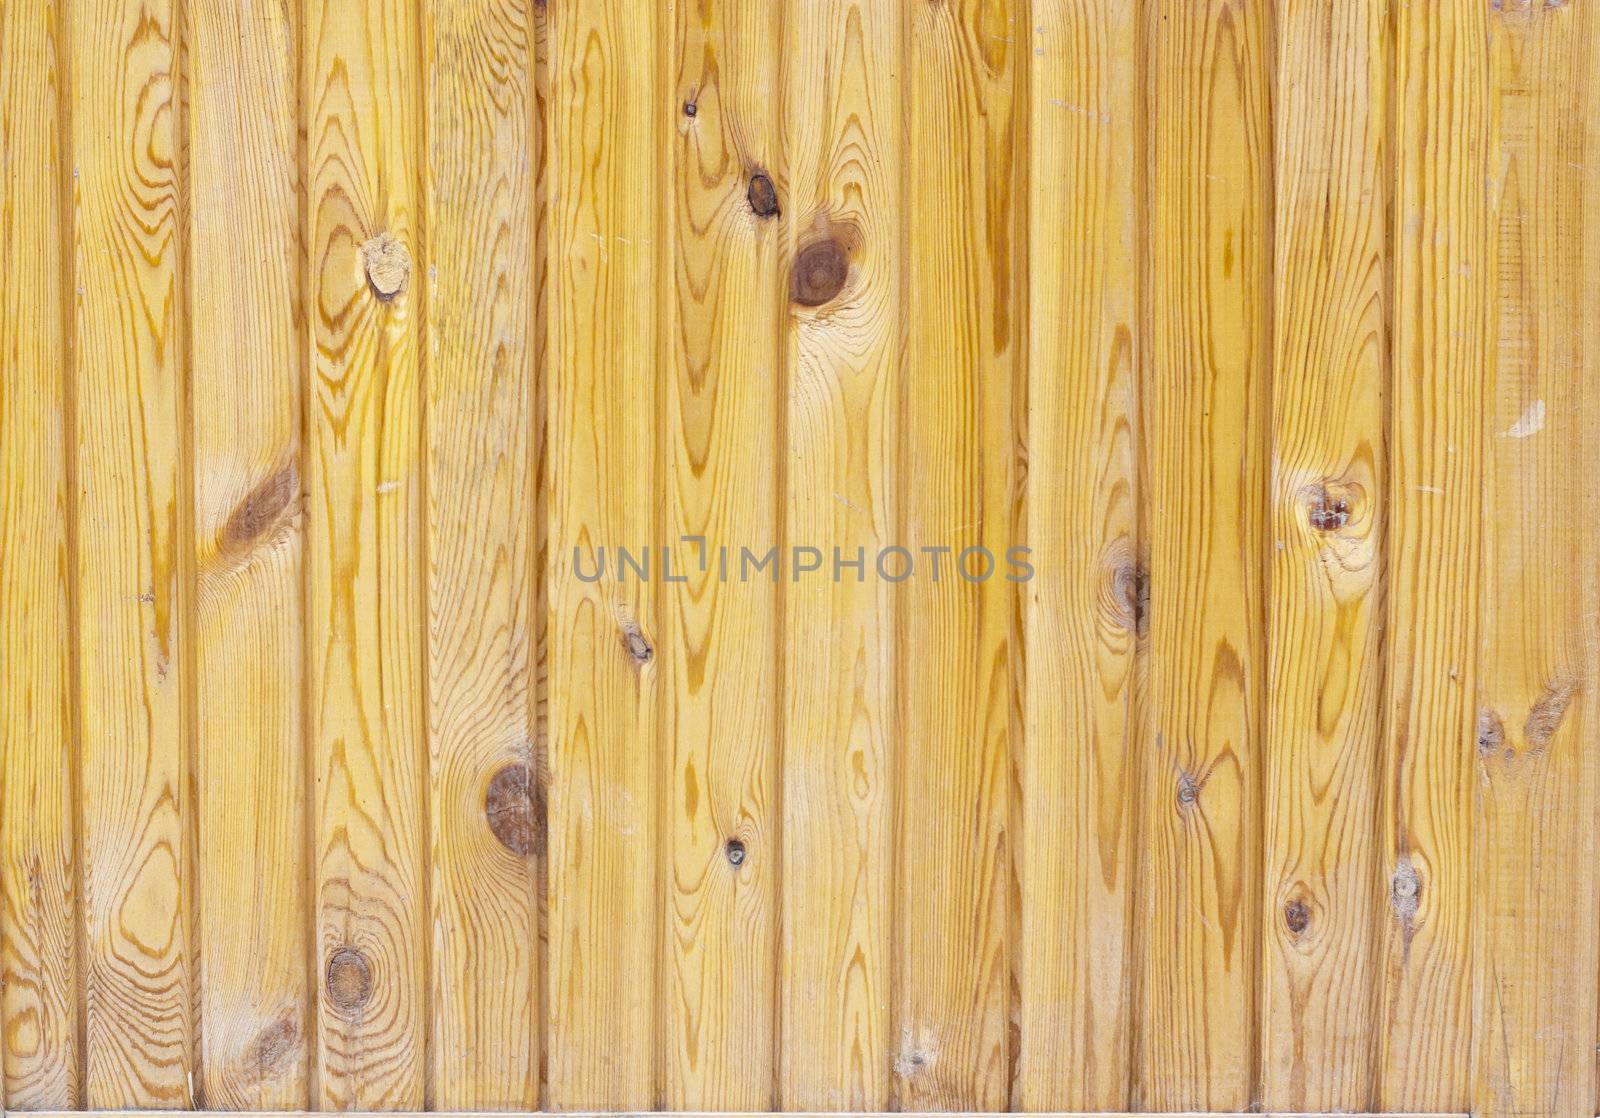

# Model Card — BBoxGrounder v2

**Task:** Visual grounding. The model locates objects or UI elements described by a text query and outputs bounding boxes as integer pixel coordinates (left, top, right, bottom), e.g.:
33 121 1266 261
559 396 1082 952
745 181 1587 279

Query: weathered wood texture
3 2 1599 1116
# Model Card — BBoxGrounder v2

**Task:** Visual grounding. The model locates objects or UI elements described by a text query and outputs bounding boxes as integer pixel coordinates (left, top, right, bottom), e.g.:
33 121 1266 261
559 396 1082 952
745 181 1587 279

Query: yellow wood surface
304 0 427 1106
188 0 308 1108
5 3 1600 1116
423 0 541 1107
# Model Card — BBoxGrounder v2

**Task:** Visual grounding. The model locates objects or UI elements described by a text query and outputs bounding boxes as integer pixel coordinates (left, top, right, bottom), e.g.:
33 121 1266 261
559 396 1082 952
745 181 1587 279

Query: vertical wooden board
1260 0 1387 1110
777 0 900 1108
1140 0 1271 1109
1379 0 1487 1109
1014 0 1140 1109
70 0 192 1105
187 0 307 1107
0 0 79 1106
663 0 780 1108
303 0 427 1106
1473 4 1599 1117
544 0 662 1107
896 0 1017 1109
422 0 539 1107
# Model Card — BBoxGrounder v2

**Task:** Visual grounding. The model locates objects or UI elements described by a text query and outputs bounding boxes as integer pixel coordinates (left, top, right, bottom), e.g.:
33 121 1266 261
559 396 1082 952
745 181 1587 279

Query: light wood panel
303 0 428 1105
1260 0 1388 1110
1472 4 1600 1117
1140 0 1273 1109
0 0 79 1106
187 0 307 1107
896 0 1019 1110
663 0 781 1108
6 2 1600 1113
422 0 541 1106
70 0 192 1104
1014 0 1140 1109
777 0 900 1109
544 0 663 1106
1379 0 1487 1109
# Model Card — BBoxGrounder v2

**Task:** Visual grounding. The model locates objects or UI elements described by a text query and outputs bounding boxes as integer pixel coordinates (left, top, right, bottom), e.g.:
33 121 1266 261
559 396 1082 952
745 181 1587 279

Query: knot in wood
621 620 653 664
326 946 372 1016
486 763 543 858
361 232 410 300
725 837 747 866
1283 897 1310 935
1476 707 1506 757
1303 483 1351 532
747 172 780 218
791 239 849 307
1175 772 1199 806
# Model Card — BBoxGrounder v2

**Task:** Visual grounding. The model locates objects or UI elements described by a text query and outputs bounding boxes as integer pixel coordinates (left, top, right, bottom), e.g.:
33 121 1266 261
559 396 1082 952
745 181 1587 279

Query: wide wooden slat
1378 0 1487 1109
1140 0 1273 1109
0 0 79 1106
187 0 308 1109
777 0 900 1109
1472 4 1600 1117
1260 0 1388 1110
422 0 540 1106
70 0 192 1104
895 0 1018 1110
1015 0 1141 1109
544 0 663 1106
303 0 428 1106
662 0 781 1108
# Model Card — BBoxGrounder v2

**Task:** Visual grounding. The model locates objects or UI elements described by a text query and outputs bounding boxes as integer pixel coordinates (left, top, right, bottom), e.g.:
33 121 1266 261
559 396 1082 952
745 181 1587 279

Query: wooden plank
12 1108 1471 1118
303 0 428 1106
187 0 308 1107
422 0 540 1107
777 0 900 1109
1260 0 1388 1110
0 0 79 1105
1140 0 1272 1109
1378 0 1488 1109
1014 0 1140 1109
895 0 1018 1110
662 0 780 1108
1472 4 1600 1117
69 0 192 1104
544 0 663 1106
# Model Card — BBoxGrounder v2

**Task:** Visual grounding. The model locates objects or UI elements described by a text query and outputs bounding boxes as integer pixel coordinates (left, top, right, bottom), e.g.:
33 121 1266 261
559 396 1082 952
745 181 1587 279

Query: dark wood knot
791 239 849 307
326 946 372 1016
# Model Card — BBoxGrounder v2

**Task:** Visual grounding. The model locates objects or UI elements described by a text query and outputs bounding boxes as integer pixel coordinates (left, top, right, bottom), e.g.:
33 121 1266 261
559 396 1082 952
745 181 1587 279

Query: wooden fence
2 0 1597 1115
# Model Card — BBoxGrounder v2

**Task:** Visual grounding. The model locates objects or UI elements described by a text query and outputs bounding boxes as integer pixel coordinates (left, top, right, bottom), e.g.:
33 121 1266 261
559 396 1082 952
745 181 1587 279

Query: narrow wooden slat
1140 0 1272 1109
0 0 79 1105
777 0 900 1108
662 0 781 1107
1378 0 1487 1109
544 0 663 1105
1472 4 1600 1117
187 0 308 1108
1260 0 1388 1109
12 1108 1472 1118
70 0 192 1104
303 0 428 1105
1015 0 1140 1108
895 0 1018 1109
422 0 540 1106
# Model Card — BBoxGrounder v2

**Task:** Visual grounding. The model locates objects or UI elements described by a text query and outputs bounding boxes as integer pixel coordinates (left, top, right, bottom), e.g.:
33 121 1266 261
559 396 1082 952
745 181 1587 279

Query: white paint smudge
1503 399 1546 439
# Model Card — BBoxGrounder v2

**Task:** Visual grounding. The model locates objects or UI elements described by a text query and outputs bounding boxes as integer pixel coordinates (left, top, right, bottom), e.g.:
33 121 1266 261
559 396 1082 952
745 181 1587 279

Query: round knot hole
747 172 780 218
792 239 849 307
725 838 747 867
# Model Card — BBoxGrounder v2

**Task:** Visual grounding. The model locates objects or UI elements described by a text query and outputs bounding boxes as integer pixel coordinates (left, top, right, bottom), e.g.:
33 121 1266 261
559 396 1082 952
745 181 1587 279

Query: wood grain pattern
187 0 307 1107
544 0 662 1106
1014 0 1140 1109
663 0 780 1108
303 0 428 1105
7 2 1600 1112
1379 0 1487 1109
422 0 540 1106
1260 0 1387 1109
1140 0 1272 1109
0 0 79 1105
70 0 192 1104
777 0 900 1109
896 0 1018 1110
1472 4 1599 1116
